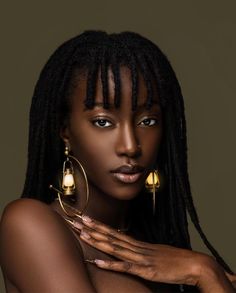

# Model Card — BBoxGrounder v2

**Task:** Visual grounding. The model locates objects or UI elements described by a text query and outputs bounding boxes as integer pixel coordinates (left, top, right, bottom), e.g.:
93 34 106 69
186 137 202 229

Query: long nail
82 215 92 223
73 221 83 230
85 259 106 266
95 259 106 265
64 218 74 225
85 259 96 264
80 231 91 239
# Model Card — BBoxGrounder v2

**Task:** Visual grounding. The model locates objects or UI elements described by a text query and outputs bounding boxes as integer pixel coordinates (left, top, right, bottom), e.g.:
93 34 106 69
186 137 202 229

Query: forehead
70 66 159 109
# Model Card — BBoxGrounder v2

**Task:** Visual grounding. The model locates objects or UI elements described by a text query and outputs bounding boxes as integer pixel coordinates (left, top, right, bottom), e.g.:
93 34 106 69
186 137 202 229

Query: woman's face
61 67 163 201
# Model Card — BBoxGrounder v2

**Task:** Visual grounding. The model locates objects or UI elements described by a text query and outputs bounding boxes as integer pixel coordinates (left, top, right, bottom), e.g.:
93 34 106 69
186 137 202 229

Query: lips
110 165 144 184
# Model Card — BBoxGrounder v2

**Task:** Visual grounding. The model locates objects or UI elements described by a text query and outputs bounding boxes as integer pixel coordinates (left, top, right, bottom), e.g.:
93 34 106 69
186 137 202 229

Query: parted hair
21 30 232 274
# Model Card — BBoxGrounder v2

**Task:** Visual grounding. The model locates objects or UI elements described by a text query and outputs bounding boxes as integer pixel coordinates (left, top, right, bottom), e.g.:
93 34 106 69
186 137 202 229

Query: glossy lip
110 164 145 184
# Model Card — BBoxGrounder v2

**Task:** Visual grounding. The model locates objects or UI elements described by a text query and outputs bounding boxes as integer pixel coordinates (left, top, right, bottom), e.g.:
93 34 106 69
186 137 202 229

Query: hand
225 272 236 289
69 215 222 289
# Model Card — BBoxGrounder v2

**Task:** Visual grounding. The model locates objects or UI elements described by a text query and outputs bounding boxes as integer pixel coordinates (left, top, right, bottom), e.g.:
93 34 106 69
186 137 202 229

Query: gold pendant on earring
62 146 75 196
49 145 90 219
145 170 160 215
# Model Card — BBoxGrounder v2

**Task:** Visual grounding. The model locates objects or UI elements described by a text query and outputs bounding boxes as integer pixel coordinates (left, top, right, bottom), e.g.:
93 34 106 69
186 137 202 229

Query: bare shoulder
0 198 72 246
1 198 55 222
0 198 96 293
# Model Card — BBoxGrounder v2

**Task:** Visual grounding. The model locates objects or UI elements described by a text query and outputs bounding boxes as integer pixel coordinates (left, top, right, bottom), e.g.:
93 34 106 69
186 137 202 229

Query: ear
60 123 71 146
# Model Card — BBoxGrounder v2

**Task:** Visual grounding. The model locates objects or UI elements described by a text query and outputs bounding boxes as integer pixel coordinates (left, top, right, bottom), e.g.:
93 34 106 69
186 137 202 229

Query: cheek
69 128 114 171
139 128 163 163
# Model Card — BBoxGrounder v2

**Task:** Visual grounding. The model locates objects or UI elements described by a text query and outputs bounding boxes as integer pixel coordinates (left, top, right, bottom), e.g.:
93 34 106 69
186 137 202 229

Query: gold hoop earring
145 170 160 215
49 146 89 219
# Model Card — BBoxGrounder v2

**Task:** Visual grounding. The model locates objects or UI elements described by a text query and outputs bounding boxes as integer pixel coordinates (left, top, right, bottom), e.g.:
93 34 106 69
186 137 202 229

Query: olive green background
0 0 235 291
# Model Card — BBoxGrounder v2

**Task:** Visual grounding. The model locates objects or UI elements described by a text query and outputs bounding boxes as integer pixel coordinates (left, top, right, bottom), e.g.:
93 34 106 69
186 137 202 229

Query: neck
62 179 131 231
85 185 131 231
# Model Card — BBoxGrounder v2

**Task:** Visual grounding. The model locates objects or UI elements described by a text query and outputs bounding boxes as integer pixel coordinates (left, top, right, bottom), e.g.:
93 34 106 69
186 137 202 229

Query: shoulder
0 198 81 258
1 198 53 222
0 198 95 292
0 198 84 255
0 198 67 239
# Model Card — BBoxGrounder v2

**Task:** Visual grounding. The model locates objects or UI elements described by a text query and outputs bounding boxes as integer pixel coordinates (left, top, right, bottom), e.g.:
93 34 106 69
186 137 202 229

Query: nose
115 123 141 158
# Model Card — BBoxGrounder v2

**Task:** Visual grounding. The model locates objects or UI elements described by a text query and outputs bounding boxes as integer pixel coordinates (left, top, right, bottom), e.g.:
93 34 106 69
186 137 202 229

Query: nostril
116 143 142 158
115 125 141 157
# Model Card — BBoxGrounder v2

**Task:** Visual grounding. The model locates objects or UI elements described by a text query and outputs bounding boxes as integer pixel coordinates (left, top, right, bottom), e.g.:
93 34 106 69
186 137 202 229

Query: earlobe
60 125 71 145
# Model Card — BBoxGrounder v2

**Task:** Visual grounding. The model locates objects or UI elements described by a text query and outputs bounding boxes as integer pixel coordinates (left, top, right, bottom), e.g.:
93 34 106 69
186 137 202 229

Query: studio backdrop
0 1 235 291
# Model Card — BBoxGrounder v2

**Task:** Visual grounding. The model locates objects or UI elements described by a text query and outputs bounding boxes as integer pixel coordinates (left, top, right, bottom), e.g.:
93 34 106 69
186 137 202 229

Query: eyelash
93 119 113 128
92 117 159 128
138 118 158 127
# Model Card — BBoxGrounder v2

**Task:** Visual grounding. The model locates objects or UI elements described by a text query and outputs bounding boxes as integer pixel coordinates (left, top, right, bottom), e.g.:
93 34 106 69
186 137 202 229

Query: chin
108 186 142 201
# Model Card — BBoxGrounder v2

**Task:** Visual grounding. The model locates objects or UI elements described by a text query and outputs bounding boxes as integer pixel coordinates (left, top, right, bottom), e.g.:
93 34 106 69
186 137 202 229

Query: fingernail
80 231 91 239
95 259 106 265
73 221 83 230
85 259 96 264
82 215 92 223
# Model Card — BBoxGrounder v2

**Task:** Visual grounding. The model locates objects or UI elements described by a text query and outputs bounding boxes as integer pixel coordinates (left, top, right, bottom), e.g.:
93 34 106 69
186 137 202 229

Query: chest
79 235 175 293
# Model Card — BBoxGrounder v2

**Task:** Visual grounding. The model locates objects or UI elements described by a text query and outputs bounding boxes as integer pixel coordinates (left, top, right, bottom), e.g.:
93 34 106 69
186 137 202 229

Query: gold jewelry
62 146 75 196
145 170 160 215
49 147 89 219
50 146 130 232
54 198 130 233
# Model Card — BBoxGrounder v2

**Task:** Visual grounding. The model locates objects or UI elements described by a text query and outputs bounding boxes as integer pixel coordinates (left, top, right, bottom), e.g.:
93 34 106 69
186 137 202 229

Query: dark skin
61 66 162 230
0 66 235 292
60 66 236 292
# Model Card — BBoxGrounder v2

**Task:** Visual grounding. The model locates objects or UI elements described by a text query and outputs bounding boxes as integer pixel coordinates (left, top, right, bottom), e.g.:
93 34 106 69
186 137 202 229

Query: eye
139 118 158 127
93 119 112 128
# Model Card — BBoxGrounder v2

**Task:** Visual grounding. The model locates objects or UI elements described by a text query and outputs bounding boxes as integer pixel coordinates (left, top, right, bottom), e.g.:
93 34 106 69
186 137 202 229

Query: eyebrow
83 101 160 111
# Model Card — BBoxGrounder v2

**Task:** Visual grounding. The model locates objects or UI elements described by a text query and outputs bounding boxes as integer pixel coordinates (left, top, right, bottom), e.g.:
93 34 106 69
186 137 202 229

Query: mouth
111 172 143 183
110 164 145 184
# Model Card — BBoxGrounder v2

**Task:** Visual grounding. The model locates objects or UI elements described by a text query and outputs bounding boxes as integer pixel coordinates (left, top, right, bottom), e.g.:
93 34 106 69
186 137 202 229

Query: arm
197 257 236 293
0 199 96 293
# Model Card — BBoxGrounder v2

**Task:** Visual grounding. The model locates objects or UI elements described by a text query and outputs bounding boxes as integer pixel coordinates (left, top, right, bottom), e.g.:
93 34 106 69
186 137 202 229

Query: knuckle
136 247 149 255
107 235 115 242
123 262 133 272
112 243 123 252
136 254 151 266
146 265 158 279
142 256 152 266
109 230 118 238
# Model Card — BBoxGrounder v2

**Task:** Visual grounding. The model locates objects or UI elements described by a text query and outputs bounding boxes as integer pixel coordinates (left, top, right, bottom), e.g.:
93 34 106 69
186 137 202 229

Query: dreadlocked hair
21 30 233 274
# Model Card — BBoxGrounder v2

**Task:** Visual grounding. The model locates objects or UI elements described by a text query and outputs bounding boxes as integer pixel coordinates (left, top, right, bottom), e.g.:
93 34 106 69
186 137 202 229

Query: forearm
197 257 235 293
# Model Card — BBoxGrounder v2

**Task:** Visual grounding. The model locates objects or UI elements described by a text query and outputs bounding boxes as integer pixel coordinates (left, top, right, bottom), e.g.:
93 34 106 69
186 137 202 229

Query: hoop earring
145 170 160 215
49 146 90 219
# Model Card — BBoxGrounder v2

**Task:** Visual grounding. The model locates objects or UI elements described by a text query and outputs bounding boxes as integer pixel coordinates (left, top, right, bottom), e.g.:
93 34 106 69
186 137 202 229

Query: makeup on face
62 67 163 201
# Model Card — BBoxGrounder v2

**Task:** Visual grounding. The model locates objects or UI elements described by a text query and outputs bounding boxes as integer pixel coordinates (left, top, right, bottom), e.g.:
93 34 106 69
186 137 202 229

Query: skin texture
70 215 236 292
61 67 163 230
60 66 236 292
1 66 235 292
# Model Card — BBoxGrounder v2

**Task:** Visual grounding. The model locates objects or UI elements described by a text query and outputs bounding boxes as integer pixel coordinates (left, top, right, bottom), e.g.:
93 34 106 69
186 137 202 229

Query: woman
0 30 235 292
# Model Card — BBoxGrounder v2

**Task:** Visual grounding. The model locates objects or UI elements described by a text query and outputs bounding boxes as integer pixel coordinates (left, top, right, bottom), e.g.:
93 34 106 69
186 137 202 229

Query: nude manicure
95 259 106 265
73 221 83 230
82 215 92 223
80 231 91 239
85 259 96 264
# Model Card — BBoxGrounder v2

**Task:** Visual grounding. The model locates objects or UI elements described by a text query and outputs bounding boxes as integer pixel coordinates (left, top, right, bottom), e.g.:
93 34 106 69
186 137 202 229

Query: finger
80 230 149 264
81 226 149 255
66 217 148 255
86 259 152 280
225 271 236 284
64 218 85 231
80 215 153 250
